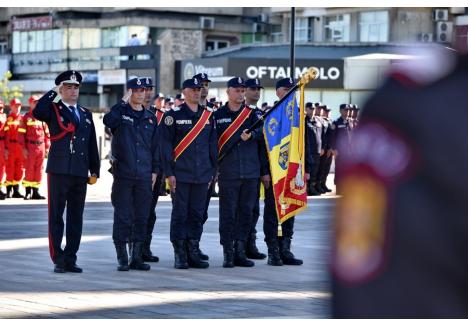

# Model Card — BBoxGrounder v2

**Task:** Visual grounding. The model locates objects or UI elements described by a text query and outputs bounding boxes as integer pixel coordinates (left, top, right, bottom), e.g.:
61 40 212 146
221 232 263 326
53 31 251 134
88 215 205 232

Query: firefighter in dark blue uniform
317 104 333 193
103 77 160 272
141 77 162 263
261 77 307 266
193 72 213 262
161 77 217 269
33 70 100 273
243 77 267 260
331 104 351 195
215 77 265 268
306 102 323 196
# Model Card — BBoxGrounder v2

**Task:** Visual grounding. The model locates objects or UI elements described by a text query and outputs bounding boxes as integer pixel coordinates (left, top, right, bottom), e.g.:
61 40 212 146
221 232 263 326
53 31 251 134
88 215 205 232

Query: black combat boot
129 242 151 271
198 246 209 261
315 184 326 194
114 242 130 271
279 237 303 265
234 240 255 267
142 236 159 263
246 233 267 260
12 185 24 198
0 188 5 200
222 242 234 268
187 239 209 268
321 182 332 192
172 240 188 269
266 239 283 266
309 183 321 196
23 187 32 200
31 188 45 200
6 185 13 198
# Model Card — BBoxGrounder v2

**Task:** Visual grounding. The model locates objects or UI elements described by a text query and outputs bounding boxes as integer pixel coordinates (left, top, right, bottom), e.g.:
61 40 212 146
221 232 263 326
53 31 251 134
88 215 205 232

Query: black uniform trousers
219 178 258 246
307 153 321 192
263 183 295 242
202 181 216 226
146 174 163 242
47 173 88 266
170 182 208 242
318 154 333 185
249 180 261 235
112 177 152 244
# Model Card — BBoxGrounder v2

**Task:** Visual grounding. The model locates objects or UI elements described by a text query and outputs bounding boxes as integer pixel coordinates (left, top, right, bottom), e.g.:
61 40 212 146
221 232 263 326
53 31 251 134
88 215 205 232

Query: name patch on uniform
217 118 232 124
176 120 192 125
122 115 133 123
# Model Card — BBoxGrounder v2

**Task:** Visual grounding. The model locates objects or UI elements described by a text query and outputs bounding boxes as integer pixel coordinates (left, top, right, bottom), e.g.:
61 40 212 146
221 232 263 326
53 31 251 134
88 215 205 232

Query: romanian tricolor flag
264 85 308 228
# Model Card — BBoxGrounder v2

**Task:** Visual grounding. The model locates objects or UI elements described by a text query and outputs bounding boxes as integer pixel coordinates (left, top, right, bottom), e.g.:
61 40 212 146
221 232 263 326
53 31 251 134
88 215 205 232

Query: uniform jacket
33 90 100 178
104 100 160 180
214 103 266 180
3 112 24 148
331 116 351 152
160 102 217 184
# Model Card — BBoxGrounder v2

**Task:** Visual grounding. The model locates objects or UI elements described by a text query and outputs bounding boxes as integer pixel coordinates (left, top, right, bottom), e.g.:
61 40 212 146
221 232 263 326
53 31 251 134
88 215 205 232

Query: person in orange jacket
4 98 25 198
0 99 6 200
19 95 50 200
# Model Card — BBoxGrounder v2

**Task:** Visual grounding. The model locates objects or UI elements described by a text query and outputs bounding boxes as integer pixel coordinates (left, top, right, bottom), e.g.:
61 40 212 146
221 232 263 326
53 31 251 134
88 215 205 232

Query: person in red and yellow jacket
19 95 50 200
4 98 25 198
0 99 7 200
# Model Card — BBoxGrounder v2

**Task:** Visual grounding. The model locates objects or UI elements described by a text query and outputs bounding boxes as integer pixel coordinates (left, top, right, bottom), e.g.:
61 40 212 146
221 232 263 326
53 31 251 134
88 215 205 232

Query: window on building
44 30 53 51
12 31 20 53
324 14 351 42
295 17 314 42
359 11 389 42
270 24 283 43
205 39 229 51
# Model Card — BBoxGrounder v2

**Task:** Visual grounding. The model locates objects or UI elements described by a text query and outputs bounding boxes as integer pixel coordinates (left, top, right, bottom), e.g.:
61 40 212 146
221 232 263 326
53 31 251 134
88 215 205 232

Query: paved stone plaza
0 163 336 318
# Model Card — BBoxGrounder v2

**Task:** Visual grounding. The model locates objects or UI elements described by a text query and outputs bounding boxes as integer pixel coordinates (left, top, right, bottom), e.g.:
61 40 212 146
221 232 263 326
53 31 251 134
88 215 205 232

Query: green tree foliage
0 71 23 104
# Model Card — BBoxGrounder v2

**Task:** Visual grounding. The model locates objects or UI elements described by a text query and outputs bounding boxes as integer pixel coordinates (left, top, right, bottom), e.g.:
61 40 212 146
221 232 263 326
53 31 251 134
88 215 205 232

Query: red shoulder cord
49 103 75 142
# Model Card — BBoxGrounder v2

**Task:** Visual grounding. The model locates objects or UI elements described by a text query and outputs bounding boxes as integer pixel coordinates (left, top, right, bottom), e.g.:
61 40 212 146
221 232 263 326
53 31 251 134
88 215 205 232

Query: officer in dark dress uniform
104 77 159 272
33 70 100 273
332 50 468 318
141 77 161 263
331 104 351 195
261 77 305 266
193 72 214 262
215 77 265 268
317 105 333 193
243 77 267 260
161 77 217 269
305 102 322 196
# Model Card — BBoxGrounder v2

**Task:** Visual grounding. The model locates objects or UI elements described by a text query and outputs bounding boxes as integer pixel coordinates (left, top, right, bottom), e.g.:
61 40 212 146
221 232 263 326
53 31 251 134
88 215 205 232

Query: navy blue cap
313 102 322 108
140 77 154 88
127 77 145 89
193 73 211 83
305 102 313 108
275 77 295 90
182 78 202 89
55 70 82 86
322 105 331 111
245 78 264 89
339 103 351 110
227 77 245 88
175 93 184 100
165 97 174 103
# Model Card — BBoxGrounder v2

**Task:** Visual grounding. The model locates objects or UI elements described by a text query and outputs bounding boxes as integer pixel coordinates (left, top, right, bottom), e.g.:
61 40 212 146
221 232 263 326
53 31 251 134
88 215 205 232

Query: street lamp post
290 7 295 79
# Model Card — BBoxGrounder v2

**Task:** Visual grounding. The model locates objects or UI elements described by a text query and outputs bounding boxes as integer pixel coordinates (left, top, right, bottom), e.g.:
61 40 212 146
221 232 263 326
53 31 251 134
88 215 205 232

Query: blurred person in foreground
331 45 468 318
